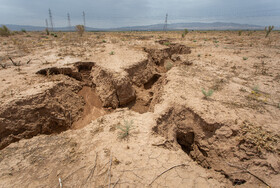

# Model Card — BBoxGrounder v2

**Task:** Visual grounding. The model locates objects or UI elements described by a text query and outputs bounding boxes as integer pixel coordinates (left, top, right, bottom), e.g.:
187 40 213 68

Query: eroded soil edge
0 43 191 150
153 105 279 187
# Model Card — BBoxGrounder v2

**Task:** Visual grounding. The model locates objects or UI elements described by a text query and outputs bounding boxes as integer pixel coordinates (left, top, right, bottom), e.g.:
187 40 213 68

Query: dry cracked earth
0 31 280 187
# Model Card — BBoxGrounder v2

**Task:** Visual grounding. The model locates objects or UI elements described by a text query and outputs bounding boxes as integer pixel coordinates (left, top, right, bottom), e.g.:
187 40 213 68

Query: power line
67 13 71 30
49 8 54 31
163 13 168 31
83 11 86 30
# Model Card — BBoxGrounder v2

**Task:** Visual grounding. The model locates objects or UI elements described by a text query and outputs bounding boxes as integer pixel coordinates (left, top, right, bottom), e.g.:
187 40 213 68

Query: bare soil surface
0 31 279 187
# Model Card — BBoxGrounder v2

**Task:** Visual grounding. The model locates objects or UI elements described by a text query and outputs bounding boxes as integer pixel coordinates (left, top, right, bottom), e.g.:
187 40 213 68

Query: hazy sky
0 0 279 28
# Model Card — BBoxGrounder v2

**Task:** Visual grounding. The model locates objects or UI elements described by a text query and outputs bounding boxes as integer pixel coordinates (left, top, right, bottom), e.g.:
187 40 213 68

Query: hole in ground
176 128 247 186
176 129 210 169
36 67 82 81
233 179 247 185
75 61 95 72
75 62 95 86
123 73 160 114
176 130 194 154
144 74 161 90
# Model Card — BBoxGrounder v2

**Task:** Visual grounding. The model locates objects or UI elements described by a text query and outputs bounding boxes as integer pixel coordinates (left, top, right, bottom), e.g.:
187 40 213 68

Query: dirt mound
0 77 84 150
0 62 100 149
91 65 136 108
90 43 191 111
144 43 191 66
153 106 280 187
124 59 155 87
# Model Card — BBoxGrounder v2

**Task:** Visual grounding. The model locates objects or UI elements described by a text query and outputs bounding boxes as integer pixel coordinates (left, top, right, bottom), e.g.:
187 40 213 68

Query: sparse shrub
248 31 253 36
201 88 214 99
21 29 26 33
248 85 269 103
76 25 85 36
0 25 11 37
117 120 134 139
243 57 248 61
102 40 106 43
182 29 188 38
164 61 173 71
265 26 274 38
109 51 115 55
238 30 242 36
252 85 259 94
45 28 50 35
240 122 279 153
163 42 170 46
51 33 57 37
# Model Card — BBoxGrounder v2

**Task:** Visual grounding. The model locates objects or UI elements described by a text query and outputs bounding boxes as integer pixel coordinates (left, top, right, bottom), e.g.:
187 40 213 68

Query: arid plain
0 30 279 187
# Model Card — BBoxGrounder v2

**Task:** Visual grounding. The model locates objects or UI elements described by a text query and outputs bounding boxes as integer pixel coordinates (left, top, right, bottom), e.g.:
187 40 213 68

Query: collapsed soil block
0 79 84 149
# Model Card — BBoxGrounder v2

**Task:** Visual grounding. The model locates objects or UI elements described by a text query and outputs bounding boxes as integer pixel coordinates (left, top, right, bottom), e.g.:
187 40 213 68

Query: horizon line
1 21 270 29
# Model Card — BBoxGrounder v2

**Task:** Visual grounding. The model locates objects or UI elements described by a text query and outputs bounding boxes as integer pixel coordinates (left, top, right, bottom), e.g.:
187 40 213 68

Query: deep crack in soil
153 105 278 187
0 43 191 150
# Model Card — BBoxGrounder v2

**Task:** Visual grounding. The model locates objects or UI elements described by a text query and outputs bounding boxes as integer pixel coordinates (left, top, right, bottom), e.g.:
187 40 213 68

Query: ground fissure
0 43 192 149
0 31 279 187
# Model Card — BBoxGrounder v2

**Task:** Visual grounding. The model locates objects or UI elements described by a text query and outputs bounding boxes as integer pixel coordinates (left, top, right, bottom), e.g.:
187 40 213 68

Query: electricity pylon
49 8 54 31
67 13 71 31
163 13 168 31
83 11 86 31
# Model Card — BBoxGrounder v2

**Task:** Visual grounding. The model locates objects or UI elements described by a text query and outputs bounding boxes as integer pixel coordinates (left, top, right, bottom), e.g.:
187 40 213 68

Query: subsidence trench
0 43 191 150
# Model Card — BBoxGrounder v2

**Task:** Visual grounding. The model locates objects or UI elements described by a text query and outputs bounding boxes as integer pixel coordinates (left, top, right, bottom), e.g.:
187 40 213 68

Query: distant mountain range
1 22 276 31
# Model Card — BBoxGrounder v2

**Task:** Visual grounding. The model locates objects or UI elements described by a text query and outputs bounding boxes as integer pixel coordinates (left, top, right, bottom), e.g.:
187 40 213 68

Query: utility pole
45 19 49 29
83 11 86 30
49 8 54 31
163 13 168 31
67 13 71 31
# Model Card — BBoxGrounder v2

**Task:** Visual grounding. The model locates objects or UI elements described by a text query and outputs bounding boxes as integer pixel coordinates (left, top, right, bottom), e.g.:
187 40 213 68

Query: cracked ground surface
0 31 280 187
0 110 226 188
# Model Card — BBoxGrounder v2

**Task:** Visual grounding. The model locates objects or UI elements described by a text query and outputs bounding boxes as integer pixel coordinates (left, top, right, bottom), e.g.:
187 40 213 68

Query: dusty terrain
0 30 279 187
